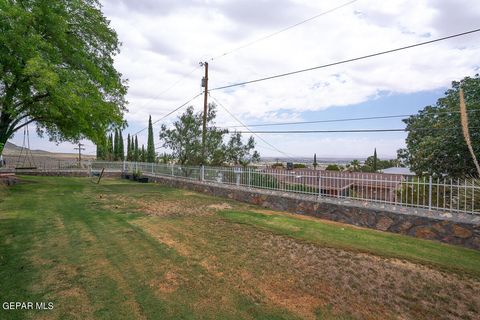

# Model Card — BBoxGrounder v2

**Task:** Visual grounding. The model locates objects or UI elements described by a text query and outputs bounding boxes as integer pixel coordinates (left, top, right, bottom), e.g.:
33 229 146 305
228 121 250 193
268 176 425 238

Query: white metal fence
92 161 480 215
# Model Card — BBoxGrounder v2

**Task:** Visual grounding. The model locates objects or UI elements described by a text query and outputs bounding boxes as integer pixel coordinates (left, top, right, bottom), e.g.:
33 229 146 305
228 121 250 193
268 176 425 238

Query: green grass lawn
0 176 479 320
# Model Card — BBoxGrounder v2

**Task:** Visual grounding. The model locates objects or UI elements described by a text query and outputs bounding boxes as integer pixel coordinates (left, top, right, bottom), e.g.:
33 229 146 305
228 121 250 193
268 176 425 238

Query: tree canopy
0 0 127 155
159 104 260 166
400 75 480 177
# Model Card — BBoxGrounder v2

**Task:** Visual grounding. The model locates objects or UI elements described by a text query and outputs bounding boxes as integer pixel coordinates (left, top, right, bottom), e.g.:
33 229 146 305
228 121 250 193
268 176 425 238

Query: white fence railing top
91 161 480 215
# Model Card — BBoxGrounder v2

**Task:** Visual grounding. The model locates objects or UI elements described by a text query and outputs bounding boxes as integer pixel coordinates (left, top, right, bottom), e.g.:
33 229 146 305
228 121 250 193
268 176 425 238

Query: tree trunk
0 112 12 157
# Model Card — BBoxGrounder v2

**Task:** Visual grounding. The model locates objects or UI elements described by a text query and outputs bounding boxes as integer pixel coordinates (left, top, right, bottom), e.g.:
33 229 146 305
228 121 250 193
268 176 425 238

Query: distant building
381 167 415 176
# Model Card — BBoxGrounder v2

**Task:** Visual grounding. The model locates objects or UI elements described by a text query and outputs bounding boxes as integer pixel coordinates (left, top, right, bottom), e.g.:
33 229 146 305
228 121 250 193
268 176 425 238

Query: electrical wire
231 127 477 134
209 0 358 61
210 28 480 91
208 93 295 159
128 92 203 138
220 109 480 128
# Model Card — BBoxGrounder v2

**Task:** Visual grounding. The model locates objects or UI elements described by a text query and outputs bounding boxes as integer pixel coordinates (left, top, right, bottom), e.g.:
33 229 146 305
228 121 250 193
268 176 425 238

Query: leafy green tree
225 132 260 166
0 1 127 156
402 75 480 177
349 159 361 171
147 115 155 162
158 152 173 164
96 134 107 160
159 104 259 166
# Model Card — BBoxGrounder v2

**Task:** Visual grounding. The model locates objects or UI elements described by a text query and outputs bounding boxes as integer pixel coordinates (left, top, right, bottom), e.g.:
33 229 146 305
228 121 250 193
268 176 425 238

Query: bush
293 163 306 169
132 169 142 180
325 164 341 171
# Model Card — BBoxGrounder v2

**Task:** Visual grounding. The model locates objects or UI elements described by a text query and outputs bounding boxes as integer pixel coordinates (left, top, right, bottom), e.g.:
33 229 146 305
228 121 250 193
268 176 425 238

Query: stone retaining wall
144 174 480 250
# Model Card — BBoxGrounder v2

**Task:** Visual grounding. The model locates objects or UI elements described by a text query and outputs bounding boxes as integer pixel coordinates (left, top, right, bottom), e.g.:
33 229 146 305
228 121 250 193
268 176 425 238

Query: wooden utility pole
201 61 209 163
74 142 85 168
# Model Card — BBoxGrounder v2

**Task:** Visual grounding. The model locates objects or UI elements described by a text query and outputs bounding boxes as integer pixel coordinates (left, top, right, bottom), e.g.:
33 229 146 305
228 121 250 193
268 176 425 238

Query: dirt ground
98 191 480 320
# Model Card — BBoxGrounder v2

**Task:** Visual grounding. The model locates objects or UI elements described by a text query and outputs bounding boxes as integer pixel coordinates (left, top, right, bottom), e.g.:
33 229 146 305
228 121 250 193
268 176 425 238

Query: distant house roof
381 167 415 176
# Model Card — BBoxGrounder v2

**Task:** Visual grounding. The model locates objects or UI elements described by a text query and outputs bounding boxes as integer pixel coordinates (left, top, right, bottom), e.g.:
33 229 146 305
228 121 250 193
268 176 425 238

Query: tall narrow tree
147 115 155 162
134 136 139 162
108 133 114 161
119 130 124 160
373 148 378 172
127 134 131 161
113 129 119 160
313 153 318 170
141 144 146 162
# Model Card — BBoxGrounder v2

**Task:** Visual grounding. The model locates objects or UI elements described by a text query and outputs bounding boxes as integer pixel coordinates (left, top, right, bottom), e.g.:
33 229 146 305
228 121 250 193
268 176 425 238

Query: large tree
401 75 480 177
159 104 259 166
0 0 127 156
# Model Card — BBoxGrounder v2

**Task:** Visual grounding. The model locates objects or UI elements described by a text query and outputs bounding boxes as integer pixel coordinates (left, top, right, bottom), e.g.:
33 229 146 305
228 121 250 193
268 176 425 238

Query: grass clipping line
459 88 480 177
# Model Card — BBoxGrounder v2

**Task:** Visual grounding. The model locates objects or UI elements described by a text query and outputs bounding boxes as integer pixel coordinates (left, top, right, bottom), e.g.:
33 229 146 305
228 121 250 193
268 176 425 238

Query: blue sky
8 0 480 160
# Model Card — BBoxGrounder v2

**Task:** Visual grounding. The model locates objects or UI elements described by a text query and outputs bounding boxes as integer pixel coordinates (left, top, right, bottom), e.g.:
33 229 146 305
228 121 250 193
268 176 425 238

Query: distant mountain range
3 141 95 160
4 141 53 154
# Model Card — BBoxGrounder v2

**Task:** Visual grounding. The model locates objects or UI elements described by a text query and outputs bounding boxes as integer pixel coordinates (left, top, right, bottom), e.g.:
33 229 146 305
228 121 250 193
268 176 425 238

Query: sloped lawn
0 176 479 320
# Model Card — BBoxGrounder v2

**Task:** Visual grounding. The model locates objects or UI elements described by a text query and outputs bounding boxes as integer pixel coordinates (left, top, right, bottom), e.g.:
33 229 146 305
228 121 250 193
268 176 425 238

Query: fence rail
91 161 480 215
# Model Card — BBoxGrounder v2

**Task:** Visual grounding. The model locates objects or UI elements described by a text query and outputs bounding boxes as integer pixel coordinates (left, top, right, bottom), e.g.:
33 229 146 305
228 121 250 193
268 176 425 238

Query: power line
209 93 295 159
232 127 476 134
209 0 358 61
126 66 201 133
128 92 203 139
210 27 480 91
220 109 480 128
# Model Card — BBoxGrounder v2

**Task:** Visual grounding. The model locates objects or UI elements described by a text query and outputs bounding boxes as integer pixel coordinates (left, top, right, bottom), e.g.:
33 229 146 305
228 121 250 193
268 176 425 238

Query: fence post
200 165 205 181
123 160 126 173
428 176 432 210
248 167 252 187
151 162 154 174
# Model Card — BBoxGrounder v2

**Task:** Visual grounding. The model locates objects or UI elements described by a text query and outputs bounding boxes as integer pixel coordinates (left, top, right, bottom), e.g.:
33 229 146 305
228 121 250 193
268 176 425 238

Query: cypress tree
373 148 378 172
313 153 318 170
130 136 135 161
147 115 155 162
119 130 124 160
141 144 146 162
134 136 139 161
108 133 114 160
113 129 119 160
127 134 131 161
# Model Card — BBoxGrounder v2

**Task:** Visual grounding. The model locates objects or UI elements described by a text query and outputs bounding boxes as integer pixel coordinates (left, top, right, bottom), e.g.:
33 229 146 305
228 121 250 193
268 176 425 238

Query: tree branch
14 92 49 108
7 117 38 137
